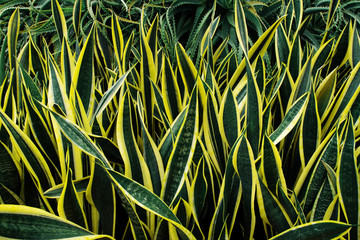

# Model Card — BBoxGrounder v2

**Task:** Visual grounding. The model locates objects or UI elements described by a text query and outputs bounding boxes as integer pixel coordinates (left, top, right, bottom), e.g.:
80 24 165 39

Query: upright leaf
299 84 321 167
261 135 287 195
51 0 68 41
116 92 148 186
58 169 87 229
7 9 20 108
161 88 198 206
0 109 55 211
235 0 248 54
233 136 257 239
73 25 95 114
219 87 239 148
337 115 359 239
245 57 262 155
176 43 198 95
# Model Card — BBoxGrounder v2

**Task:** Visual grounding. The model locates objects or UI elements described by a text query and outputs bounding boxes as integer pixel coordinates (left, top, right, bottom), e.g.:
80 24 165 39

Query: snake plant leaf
322 61 360 134
287 33 301 83
161 87 198 206
111 13 124 70
311 39 333 76
140 12 157 133
7 8 19 74
310 176 335 222
301 131 338 214
275 24 290 69
327 23 351 72
0 205 114 239
20 63 42 102
51 0 68 41
270 93 308 145
23 90 59 171
257 176 292 234
299 83 321 166
245 56 262 155
162 55 182 123
87 162 116 236
73 24 95 114
116 92 149 187
95 27 111 71
322 0 341 44
0 142 21 196
122 31 134 73
159 108 187 168
219 87 239 148
61 38 74 96
150 79 171 129
28 37 46 87
44 177 90 198
230 16 285 93
111 181 148 240
90 70 130 125
200 16 219 70
107 169 196 240
351 23 360 68
7 8 20 107
72 0 81 38
337 115 359 239
269 220 351 240
0 182 23 205
189 158 208 221
58 168 88 229
0 109 55 204
292 0 303 30
45 106 111 170
288 54 312 110
277 183 298 224
316 67 337 118
235 0 248 55
293 194 306 224
0 36 7 86
261 135 287 195
138 101 164 196
232 135 257 239
204 93 226 174
48 52 74 119
208 137 241 239
293 127 337 201
176 42 198 95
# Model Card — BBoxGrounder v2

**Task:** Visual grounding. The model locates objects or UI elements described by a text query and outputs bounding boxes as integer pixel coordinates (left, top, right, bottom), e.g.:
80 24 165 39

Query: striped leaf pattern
0 1 359 239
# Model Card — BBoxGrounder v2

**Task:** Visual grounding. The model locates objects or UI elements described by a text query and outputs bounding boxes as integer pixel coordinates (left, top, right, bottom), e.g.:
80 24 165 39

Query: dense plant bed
0 0 359 239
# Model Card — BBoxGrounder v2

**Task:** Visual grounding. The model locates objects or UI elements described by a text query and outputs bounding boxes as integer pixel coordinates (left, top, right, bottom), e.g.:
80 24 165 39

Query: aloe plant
0 0 359 239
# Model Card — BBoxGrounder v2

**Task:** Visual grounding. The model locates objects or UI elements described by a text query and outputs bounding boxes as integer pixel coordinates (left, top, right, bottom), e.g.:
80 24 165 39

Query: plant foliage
0 0 359 239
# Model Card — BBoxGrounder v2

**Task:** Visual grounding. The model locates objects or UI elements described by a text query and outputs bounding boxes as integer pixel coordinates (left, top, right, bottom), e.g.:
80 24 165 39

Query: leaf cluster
0 0 359 239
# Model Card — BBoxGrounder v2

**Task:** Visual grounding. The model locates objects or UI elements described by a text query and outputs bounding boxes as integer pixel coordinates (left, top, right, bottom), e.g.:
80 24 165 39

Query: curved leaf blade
269 221 351 240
